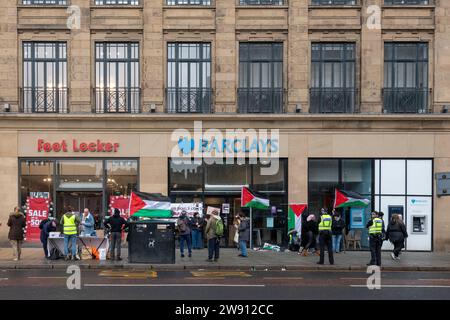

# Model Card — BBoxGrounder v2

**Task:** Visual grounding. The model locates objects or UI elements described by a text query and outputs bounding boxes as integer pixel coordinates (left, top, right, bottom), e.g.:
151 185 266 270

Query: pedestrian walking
317 208 334 265
7 207 26 261
205 210 223 262
238 212 250 258
299 214 318 256
177 211 193 258
105 208 128 261
40 218 56 258
366 211 385 266
191 212 204 250
60 208 81 261
331 213 345 253
386 214 408 261
80 208 96 237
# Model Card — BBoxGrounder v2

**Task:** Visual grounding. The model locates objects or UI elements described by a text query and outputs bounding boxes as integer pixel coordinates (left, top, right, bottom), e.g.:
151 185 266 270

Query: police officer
367 211 385 266
317 208 334 265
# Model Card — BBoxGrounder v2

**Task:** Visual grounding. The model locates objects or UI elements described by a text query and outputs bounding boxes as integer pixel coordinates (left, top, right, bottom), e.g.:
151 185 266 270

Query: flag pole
250 207 253 249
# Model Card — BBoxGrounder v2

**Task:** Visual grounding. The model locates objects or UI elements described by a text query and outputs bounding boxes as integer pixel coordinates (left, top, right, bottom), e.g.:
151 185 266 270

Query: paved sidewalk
1 247 449 271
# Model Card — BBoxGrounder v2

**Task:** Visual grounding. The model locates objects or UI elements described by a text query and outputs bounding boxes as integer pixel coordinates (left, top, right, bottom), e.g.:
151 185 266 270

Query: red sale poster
109 195 131 219
25 197 50 242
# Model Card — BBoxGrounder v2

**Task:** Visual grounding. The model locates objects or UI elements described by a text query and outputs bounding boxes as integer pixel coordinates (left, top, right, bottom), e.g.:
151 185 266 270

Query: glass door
56 191 103 222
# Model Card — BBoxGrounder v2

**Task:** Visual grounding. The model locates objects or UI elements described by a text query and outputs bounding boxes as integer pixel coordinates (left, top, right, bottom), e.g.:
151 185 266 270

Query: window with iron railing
167 43 212 113
166 0 212 5
22 0 68 4
383 42 429 113
384 0 432 5
95 43 140 113
238 43 283 113
310 43 357 113
22 42 68 113
94 0 140 5
238 0 286 5
310 0 357 5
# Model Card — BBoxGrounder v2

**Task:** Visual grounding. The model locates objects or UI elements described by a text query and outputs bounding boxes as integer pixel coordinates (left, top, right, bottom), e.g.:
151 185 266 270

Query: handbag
233 227 239 243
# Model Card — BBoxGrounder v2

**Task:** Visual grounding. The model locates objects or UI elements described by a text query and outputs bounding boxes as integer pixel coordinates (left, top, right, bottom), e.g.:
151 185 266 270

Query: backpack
48 247 63 260
215 218 224 237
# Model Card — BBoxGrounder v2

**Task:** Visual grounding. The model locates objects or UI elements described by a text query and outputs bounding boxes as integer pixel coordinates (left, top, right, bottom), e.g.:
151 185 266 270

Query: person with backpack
237 212 250 258
177 211 193 258
205 210 223 262
386 214 408 261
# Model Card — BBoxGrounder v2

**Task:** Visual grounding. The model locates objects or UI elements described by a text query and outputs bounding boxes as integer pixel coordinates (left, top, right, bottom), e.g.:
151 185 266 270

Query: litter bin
128 220 176 264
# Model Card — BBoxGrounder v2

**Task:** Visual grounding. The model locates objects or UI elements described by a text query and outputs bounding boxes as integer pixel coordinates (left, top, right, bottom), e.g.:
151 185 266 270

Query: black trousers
110 232 122 258
393 240 404 257
42 238 48 258
319 231 334 264
304 231 315 250
208 238 220 260
369 235 383 266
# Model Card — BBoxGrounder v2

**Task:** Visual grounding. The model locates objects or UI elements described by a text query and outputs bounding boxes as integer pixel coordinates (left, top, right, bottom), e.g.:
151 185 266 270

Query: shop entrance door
56 191 103 223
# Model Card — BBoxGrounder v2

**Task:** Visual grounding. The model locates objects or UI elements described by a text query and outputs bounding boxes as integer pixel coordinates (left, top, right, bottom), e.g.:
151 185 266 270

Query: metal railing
238 0 286 5
21 0 68 4
382 88 430 113
384 0 433 5
21 87 68 113
238 88 284 113
93 0 140 5
166 87 213 113
309 88 358 113
94 87 141 113
310 0 357 5
166 0 213 5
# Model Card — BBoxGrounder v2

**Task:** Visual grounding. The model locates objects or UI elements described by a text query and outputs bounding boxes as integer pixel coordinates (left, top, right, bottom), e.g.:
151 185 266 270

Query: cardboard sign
206 206 221 216
171 203 203 218
109 195 131 219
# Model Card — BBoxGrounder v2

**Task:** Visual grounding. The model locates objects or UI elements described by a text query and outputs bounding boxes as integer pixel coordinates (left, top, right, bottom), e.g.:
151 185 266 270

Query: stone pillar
0 0 18 113
70 0 92 113
140 157 168 195
287 0 309 113
215 0 236 113
360 0 383 113
433 157 450 252
142 1 164 113
433 1 450 113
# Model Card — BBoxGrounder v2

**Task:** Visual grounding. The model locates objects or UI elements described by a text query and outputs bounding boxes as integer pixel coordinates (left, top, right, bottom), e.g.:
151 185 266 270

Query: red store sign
38 139 120 153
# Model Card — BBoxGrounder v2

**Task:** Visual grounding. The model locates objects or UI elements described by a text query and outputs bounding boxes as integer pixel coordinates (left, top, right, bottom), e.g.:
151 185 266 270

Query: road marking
0 278 8 281
84 284 265 288
98 270 157 279
263 277 304 280
184 277 226 280
190 271 251 278
341 278 368 280
27 277 66 279
351 285 450 288
418 279 450 281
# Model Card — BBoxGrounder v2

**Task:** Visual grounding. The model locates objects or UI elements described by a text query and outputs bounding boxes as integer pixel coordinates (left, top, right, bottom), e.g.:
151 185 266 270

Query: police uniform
318 214 334 265
367 216 384 266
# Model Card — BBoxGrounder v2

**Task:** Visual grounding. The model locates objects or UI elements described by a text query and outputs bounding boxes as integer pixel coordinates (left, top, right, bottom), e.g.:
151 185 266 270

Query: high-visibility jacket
318 214 332 231
63 214 77 235
369 218 383 235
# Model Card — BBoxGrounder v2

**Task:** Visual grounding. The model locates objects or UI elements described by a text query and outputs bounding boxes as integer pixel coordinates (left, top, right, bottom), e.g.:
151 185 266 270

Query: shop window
204 162 251 191
20 160 54 209
342 159 372 195
170 160 203 192
308 159 339 215
253 159 286 192
106 160 138 196
56 160 103 189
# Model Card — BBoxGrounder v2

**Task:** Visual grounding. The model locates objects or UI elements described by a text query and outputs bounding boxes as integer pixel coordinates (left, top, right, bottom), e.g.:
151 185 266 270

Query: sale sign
109 195 131 219
25 197 50 242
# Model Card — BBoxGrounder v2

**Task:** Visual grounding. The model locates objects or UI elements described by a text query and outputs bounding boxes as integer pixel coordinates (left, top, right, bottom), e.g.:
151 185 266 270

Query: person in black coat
299 214 318 256
40 219 57 258
105 209 128 261
386 214 408 260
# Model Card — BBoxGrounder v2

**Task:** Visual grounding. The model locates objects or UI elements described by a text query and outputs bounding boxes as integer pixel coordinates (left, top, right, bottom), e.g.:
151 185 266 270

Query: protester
238 212 250 258
288 230 301 252
40 218 56 258
105 208 128 261
60 208 81 261
386 214 408 261
80 208 96 237
299 213 318 256
366 211 385 266
191 212 204 250
233 214 241 250
317 208 334 265
177 211 193 258
331 213 345 253
205 210 222 262
103 213 112 259
7 207 26 261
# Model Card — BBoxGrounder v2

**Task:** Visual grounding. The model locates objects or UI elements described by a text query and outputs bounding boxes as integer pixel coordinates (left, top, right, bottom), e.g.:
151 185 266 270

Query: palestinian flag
334 189 370 209
241 187 270 210
288 204 307 233
129 191 172 218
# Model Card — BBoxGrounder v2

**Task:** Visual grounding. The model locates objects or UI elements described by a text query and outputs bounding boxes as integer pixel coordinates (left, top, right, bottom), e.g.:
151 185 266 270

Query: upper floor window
238 43 283 113
310 0 357 5
238 0 285 5
383 42 429 113
22 0 68 4
166 0 212 5
95 43 140 113
22 42 67 113
310 43 357 113
384 0 432 5
94 0 140 5
167 43 212 113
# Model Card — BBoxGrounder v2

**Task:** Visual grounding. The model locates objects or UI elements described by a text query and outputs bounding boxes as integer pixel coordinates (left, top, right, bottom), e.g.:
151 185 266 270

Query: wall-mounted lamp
150 104 156 113
3 103 10 112
442 105 449 114
295 104 302 114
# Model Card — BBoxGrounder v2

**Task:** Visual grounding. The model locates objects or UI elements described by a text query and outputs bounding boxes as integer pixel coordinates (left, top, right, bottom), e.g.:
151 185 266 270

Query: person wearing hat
317 208 334 265
177 210 193 258
366 211 385 266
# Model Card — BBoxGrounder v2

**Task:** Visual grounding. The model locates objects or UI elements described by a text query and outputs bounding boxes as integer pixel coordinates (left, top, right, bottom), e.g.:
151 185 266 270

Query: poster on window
109 195 131 219
25 197 50 242
350 207 365 229
171 203 204 218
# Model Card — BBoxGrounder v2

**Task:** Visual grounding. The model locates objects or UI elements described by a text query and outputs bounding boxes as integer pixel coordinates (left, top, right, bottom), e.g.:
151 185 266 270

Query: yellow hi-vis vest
369 218 383 235
318 214 332 231
63 214 77 235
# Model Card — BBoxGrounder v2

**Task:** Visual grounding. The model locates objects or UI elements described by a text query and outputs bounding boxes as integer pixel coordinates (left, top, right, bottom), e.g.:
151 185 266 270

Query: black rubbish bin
128 220 176 264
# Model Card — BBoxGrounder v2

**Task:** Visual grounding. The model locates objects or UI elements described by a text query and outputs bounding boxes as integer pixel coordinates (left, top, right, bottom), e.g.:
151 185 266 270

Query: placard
171 203 204 218
25 197 50 242
350 207 365 229
206 206 221 216
109 195 131 219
